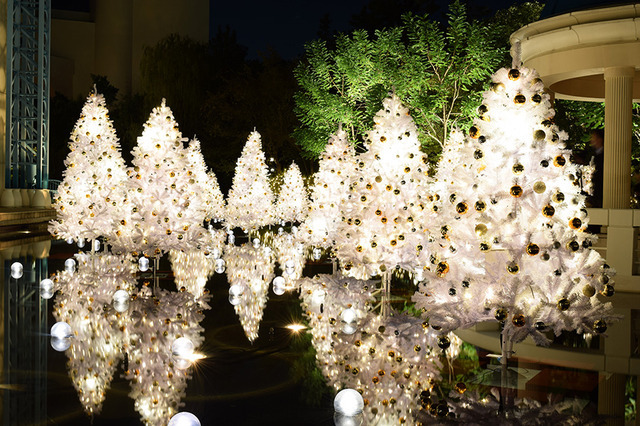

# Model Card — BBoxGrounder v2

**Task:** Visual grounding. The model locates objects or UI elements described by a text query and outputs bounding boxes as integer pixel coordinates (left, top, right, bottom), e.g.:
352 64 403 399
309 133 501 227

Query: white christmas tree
272 230 306 290
301 128 357 249
185 138 225 223
299 274 457 425
124 286 209 425
52 252 137 416
274 162 308 224
413 67 616 348
335 94 433 279
224 243 275 342
120 99 206 256
50 88 129 244
225 131 275 232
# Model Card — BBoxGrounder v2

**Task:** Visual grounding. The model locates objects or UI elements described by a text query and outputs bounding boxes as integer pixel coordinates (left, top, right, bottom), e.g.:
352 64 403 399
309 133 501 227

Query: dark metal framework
5 0 50 189
3 256 48 425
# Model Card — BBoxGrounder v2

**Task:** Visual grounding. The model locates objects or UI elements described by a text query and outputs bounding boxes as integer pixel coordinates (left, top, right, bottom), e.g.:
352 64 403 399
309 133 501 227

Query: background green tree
293 1 543 161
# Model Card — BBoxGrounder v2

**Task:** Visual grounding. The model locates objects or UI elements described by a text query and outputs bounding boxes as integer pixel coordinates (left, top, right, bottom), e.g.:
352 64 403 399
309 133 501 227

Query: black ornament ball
495 308 508 322
601 284 615 297
593 319 607 334
557 298 570 311
437 335 451 350
534 321 546 331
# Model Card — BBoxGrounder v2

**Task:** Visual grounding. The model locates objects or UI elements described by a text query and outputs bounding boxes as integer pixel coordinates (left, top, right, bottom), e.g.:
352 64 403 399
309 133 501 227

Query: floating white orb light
51 337 71 352
168 412 201 426
139 257 149 272
252 238 260 248
172 337 195 359
77 238 85 248
10 262 23 279
64 258 76 273
272 276 286 295
340 308 357 324
40 278 54 299
334 388 364 416
215 259 226 274
51 321 72 339
228 283 244 305
212 248 221 259
112 289 130 312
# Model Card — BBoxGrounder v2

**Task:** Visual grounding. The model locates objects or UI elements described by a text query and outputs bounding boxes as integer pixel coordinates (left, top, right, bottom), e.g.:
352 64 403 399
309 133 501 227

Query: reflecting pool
0 236 626 425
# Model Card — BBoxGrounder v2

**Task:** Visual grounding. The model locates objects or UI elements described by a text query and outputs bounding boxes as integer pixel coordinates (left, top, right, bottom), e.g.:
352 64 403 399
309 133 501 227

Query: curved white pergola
511 3 640 209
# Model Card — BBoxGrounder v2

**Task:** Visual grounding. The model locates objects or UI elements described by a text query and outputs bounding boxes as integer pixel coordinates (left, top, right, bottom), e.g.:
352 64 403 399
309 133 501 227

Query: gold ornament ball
436 261 449 277
510 185 523 197
475 223 488 236
455 382 467 394
533 129 546 141
569 217 582 229
512 163 524 174
533 181 546 193
526 243 540 256
582 284 596 297
542 205 555 218
508 68 521 80
512 314 526 327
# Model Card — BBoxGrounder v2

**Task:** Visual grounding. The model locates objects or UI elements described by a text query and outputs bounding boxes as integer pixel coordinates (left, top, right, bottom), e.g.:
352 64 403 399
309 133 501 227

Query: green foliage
140 34 211 138
626 375 637 421
293 1 543 160
289 330 332 406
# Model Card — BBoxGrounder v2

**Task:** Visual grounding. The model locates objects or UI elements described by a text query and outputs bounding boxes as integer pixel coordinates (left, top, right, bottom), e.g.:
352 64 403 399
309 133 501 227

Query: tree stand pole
153 257 160 294
381 270 391 317
499 330 514 413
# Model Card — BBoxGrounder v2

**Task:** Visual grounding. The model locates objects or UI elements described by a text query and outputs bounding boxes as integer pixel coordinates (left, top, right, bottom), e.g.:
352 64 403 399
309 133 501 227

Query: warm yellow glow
285 323 307 333
185 352 206 362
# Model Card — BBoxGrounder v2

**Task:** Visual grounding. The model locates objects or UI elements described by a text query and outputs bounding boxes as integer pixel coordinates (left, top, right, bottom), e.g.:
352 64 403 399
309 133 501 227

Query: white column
603 66 634 209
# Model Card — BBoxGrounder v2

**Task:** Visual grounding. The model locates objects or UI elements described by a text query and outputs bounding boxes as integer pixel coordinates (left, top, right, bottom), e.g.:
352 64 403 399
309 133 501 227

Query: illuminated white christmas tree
274 162 308 224
335 94 433 279
50 89 129 244
272 230 306 290
413 67 616 347
302 128 357 249
124 286 208 425
121 99 206 256
226 131 275 231
224 243 275 342
185 138 225 223
299 274 457 425
52 252 137 416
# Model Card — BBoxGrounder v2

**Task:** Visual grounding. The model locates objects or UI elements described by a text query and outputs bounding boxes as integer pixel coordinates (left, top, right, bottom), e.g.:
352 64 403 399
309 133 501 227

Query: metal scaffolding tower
5 0 50 189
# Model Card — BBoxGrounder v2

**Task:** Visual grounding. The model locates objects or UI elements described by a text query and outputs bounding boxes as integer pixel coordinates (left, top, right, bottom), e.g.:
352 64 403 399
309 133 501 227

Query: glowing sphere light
40 278 54 299
51 321 72 339
168 412 201 426
10 262 23 279
334 388 364 416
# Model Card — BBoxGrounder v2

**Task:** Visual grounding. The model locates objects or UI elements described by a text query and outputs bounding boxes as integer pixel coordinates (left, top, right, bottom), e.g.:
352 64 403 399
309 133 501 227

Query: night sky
52 0 604 61
211 0 536 60
211 0 370 59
